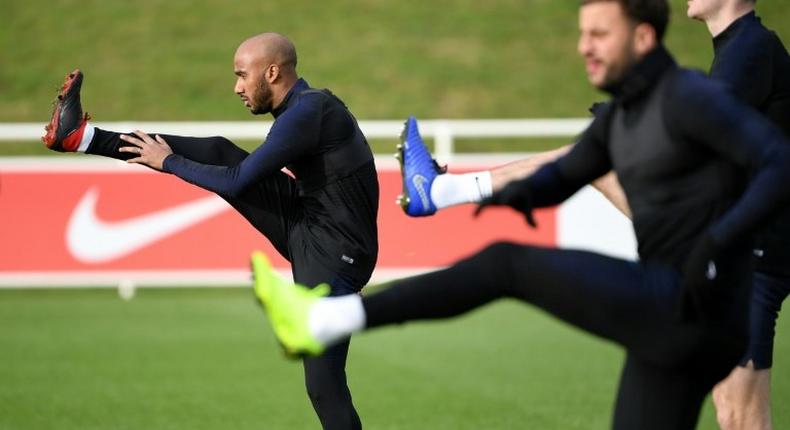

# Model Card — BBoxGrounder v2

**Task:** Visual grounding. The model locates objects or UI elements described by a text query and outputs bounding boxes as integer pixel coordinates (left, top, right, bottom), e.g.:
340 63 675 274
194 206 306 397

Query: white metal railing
0 119 591 160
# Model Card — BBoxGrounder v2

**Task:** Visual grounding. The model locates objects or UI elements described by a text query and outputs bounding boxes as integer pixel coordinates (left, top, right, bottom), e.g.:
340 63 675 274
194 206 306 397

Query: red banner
0 159 555 285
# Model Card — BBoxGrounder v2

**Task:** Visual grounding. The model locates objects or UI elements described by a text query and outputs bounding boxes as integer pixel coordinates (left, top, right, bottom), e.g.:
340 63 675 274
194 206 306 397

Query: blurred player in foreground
43 33 377 430
398 0 789 427
249 1 790 428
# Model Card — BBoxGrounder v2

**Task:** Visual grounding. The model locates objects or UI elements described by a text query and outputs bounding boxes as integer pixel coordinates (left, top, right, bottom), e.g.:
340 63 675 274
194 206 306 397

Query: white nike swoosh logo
66 187 230 263
412 174 430 210
706 261 717 280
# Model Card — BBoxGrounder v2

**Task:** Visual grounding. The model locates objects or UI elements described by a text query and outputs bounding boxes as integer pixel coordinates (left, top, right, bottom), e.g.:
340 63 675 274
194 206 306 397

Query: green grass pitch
1 287 788 429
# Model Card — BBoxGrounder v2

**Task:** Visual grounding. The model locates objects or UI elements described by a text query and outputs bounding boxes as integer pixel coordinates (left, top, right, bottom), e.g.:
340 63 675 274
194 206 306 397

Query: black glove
680 233 721 320
474 178 537 227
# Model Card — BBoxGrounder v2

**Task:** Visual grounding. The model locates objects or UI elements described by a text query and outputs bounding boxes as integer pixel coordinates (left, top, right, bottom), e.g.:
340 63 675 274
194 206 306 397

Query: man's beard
250 80 274 115
598 41 639 90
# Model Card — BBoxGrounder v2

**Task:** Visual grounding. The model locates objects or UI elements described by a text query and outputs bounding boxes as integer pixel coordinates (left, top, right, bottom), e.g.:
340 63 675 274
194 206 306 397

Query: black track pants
363 242 750 429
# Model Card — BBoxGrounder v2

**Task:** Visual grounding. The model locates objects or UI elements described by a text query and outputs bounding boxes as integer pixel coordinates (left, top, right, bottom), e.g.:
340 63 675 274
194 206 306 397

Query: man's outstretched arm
121 95 323 197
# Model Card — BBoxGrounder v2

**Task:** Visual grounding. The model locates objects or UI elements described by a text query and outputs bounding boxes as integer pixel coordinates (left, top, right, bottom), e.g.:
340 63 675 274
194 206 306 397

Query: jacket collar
272 78 310 118
603 45 676 106
713 11 757 52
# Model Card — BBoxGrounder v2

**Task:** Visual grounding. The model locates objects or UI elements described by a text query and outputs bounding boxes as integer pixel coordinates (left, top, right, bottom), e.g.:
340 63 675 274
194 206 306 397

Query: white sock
431 171 493 209
77 123 95 152
308 294 366 346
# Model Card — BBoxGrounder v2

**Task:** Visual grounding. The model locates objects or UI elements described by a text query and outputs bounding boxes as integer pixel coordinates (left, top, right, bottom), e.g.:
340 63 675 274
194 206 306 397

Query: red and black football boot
42 69 91 152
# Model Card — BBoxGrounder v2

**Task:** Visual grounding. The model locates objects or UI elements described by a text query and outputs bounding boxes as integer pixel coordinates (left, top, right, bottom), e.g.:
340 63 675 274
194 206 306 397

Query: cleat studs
396 194 410 207
396 143 403 150
394 152 401 161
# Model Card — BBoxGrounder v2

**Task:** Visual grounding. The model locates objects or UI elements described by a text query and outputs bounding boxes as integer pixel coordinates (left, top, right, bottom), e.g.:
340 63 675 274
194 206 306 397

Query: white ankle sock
308 294 366 346
430 171 493 209
77 123 95 152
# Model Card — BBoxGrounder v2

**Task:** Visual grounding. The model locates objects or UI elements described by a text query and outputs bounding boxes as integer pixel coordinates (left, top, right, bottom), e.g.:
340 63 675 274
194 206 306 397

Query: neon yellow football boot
250 251 328 358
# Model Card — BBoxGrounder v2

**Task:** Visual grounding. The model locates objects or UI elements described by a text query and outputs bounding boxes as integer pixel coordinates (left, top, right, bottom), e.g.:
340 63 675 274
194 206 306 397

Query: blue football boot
396 116 444 216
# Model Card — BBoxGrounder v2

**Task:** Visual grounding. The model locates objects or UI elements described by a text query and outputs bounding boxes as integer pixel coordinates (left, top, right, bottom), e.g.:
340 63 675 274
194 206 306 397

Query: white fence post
433 122 454 162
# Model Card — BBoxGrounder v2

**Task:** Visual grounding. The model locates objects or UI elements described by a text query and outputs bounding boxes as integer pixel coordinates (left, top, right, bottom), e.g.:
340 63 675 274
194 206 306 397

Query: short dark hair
581 0 670 41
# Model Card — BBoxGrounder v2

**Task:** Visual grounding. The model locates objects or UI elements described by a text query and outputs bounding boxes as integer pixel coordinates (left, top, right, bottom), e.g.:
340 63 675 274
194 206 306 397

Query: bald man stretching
43 33 377 430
